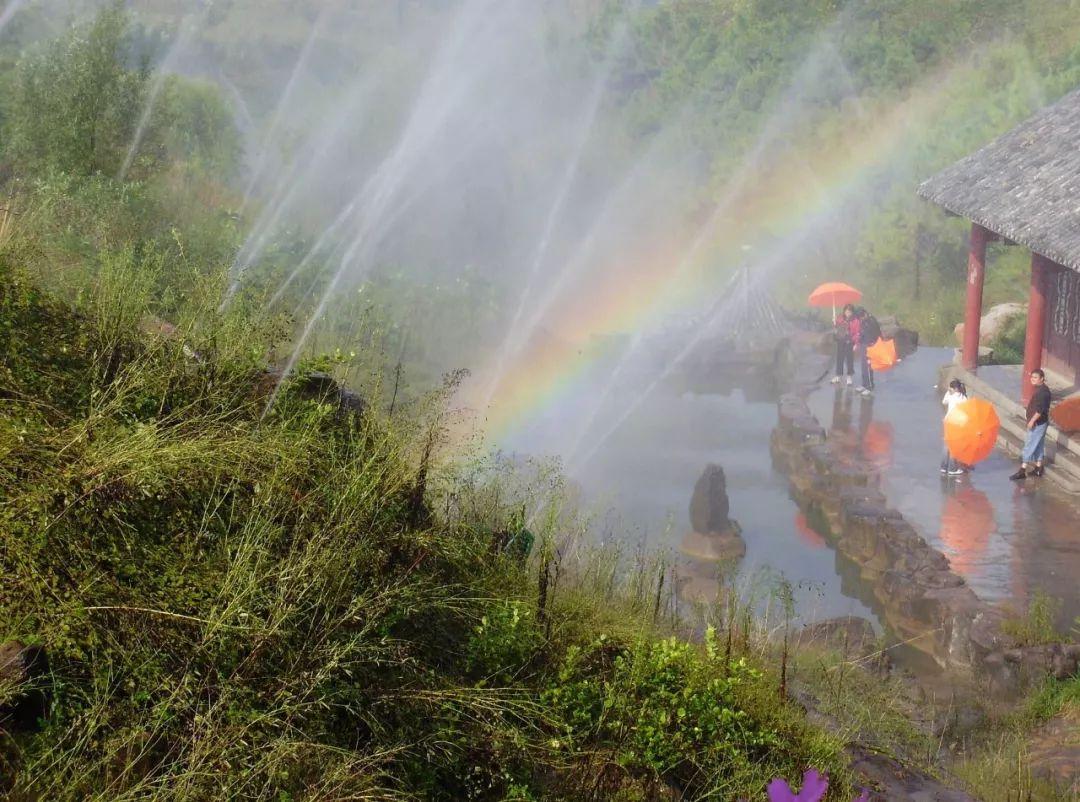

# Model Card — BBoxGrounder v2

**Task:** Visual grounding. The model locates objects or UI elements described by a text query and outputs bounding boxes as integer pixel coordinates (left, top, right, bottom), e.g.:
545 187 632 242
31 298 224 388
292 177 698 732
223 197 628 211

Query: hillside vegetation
2 2 1079 799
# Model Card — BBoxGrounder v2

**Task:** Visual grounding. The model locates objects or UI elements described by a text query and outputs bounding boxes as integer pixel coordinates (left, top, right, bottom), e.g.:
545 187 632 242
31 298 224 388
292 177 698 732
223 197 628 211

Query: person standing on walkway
1010 369 1052 481
854 307 879 396
941 379 967 476
830 303 859 386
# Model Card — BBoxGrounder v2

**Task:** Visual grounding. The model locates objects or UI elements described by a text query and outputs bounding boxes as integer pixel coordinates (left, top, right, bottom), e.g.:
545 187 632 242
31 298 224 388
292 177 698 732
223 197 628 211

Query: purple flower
767 770 870 802
768 770 829 802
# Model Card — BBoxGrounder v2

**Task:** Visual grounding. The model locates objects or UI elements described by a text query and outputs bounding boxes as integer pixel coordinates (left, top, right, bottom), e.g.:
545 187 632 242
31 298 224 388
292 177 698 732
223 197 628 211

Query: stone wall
771 394 1080 692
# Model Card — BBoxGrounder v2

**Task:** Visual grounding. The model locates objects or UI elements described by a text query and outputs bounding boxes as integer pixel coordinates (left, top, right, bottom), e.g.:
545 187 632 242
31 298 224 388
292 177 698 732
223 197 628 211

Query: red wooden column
1021 252 1049 404
962 223 989 371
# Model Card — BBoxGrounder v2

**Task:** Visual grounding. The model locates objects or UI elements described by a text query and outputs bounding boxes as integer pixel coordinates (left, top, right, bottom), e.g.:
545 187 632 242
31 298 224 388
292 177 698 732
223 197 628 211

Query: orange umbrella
944 398 1000 465
866 337 898 371
808 282 862 318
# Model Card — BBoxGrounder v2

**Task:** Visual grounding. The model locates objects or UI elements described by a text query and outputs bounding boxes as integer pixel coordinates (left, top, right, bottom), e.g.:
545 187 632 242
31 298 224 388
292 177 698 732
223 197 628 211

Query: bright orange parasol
866 337 898 371
808 282 862 317
944 398 1000 465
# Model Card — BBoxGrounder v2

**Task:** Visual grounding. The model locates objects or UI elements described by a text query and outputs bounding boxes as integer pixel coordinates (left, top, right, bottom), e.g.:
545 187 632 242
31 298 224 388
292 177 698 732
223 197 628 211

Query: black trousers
835 340 854 376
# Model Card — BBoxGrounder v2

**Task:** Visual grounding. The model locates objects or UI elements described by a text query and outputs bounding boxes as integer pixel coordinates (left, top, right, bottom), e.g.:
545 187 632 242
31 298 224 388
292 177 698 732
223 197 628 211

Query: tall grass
0 244 856 799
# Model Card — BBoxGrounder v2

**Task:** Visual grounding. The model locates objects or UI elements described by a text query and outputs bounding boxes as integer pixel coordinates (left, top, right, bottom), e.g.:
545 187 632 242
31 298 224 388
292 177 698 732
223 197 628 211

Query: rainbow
472 61 971 443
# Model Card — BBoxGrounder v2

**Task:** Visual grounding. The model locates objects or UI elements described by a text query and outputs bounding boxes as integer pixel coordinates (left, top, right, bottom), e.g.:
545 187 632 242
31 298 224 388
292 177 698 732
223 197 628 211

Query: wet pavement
805 347 1080 629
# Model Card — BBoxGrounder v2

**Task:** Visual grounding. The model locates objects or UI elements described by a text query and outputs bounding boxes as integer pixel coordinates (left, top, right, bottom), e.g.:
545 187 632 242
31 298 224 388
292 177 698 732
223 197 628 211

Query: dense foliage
608 0 1080 342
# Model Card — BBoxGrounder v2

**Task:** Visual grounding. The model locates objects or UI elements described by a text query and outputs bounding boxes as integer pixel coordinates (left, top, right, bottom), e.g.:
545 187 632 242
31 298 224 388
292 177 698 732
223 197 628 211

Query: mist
1 0 1058 456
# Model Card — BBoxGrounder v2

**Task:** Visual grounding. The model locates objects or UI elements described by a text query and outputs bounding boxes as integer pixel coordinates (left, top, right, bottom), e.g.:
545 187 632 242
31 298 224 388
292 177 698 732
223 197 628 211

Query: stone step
966 368 1080 462
996 421 1080 493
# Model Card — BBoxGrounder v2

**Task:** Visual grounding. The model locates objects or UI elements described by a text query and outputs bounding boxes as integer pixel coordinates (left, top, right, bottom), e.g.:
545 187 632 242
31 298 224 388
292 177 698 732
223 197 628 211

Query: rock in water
0 640 50 731
689 464 731 534
682 465 744 563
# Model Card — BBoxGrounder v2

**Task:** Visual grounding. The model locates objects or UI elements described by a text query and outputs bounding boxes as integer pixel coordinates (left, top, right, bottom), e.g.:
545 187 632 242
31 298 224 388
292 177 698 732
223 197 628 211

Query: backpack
861 313 881 344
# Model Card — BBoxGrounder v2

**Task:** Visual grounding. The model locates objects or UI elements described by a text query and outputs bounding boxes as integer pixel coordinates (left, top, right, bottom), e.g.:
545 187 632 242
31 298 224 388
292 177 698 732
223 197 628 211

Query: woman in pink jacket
830 303 860 386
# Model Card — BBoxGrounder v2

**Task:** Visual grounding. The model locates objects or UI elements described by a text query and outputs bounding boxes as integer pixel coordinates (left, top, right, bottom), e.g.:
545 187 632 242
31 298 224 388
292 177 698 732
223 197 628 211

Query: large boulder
953 302 1026 346
681 464 745 563
0 640 49 731
878 316 919 358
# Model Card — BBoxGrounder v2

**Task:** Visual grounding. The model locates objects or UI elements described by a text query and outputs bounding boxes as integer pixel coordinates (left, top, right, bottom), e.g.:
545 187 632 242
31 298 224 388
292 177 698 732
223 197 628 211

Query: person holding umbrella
1010 369 1052 481
807 282 862 387
830 303 860 386
941 379 968 476
854 306 880 396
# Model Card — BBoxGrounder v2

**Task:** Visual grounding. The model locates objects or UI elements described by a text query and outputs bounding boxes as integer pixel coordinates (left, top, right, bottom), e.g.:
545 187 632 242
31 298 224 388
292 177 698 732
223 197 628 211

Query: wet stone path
804 347 1080 629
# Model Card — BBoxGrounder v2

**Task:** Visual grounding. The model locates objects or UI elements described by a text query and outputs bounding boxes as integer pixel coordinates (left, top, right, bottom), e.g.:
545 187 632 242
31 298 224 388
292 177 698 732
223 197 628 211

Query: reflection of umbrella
866 337 898 371
808 282 862 318
945 398 1000 465
939 486 994 578
862 420 894 464
794 513 827 549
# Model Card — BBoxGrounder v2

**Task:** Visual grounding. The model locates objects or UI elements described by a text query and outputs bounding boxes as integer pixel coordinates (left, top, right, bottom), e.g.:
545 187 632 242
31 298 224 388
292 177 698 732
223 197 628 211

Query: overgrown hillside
2 3 1079 799
0 244 847 799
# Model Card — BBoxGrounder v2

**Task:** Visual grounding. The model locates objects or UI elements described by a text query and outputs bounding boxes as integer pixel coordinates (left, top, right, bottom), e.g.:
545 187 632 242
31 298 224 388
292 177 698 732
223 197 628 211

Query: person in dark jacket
854 307 879 396
830 304 860 386
1010 369 1052 480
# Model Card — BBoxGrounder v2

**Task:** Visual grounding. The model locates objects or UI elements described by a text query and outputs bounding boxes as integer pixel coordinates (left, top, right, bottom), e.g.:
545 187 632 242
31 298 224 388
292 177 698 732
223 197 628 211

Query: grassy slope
0 245 848 798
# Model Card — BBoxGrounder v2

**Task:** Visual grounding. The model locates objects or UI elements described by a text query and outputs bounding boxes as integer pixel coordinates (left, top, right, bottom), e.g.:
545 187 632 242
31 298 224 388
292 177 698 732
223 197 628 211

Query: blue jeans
1022 422 1048 464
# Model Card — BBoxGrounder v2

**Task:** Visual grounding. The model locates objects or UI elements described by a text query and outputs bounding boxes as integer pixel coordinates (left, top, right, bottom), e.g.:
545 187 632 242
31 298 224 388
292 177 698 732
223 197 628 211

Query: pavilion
919 87 1080 397
919 87 1080 490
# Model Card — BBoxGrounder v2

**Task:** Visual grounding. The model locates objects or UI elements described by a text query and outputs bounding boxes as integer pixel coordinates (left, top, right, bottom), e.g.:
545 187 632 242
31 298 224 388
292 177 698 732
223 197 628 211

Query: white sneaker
948 468 965 476
830 376 841 384
846 376 853 386
859 387 872 396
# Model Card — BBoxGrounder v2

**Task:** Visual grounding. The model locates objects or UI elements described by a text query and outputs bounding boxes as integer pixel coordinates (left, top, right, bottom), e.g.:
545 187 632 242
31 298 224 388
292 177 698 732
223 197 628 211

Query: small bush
1001 592 1065 647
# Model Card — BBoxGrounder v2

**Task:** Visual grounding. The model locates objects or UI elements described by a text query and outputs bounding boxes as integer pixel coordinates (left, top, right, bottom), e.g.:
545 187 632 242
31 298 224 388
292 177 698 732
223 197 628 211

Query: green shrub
544 628 844 794
1001 592 1066 647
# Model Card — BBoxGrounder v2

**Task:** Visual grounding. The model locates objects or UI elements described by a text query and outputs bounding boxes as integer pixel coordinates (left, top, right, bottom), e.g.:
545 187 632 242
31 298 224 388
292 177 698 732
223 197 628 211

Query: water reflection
938 483 994 580
827 386 894 469
807 347 1080 629
794 512 827 549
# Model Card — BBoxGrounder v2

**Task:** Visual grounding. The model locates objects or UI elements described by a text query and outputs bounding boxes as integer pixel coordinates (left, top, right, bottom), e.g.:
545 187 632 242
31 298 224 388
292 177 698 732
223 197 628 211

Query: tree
3 3 146 177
